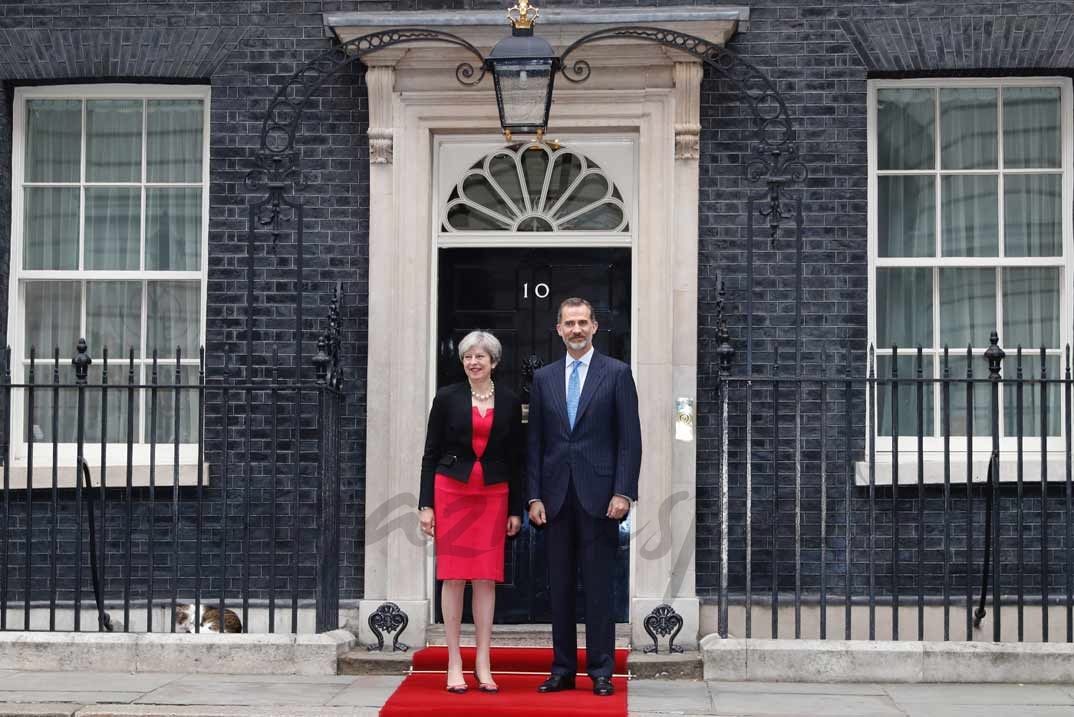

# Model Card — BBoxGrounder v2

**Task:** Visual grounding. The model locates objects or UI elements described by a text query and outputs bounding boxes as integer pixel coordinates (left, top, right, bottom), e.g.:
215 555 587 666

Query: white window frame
865 77 1073 483
6 84 210 485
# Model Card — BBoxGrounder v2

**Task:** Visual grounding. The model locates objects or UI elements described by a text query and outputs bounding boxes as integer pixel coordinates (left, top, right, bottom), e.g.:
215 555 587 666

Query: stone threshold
0 630 355 676
703 635 1074 683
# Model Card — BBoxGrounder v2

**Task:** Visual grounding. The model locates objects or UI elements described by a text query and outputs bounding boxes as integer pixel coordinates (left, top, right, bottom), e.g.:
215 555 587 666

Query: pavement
0 671 1069 716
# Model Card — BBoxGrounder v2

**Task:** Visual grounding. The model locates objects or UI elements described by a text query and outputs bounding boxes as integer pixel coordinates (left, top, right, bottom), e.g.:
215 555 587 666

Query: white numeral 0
522 282 550 299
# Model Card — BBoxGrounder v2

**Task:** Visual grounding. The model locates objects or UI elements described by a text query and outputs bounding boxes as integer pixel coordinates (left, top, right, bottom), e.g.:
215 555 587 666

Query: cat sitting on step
175 604 243 633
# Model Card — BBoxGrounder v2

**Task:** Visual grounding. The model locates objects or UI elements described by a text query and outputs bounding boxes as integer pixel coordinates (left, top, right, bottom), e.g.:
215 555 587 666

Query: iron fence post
986 331 1005 641
716 284 734 640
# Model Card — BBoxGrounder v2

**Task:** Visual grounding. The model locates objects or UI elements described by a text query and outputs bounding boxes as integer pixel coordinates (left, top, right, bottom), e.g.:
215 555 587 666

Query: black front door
435 247 631 623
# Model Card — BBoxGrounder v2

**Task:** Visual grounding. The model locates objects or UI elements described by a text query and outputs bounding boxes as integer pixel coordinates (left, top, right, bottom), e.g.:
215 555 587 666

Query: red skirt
434 469 508 581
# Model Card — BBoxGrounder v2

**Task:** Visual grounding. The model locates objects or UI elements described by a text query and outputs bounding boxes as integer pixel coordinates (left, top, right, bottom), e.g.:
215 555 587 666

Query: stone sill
4 460 208 490
854 454 1068 486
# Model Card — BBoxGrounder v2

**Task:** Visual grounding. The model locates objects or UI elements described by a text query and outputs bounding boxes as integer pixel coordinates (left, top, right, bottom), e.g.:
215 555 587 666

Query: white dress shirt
565 346 595 395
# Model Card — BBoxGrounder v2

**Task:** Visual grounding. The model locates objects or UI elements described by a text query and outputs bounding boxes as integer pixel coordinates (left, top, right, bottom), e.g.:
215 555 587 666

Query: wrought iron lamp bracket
559 26 807 238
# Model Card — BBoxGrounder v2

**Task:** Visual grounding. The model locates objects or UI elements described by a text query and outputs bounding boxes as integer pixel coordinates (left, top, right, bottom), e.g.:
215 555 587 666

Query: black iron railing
0 294 344 634
713 328 1074 642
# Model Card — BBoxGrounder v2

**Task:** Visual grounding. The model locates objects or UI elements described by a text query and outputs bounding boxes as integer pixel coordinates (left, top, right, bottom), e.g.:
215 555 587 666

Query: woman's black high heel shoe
473 671 499 693
446 683 469 694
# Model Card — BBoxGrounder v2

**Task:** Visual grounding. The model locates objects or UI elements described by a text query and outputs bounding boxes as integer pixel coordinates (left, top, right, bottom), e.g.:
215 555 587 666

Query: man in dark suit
527 297 642 697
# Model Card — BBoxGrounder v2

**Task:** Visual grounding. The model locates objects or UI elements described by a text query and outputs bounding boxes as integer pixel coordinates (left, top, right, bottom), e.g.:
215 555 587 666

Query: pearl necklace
470 380 495 401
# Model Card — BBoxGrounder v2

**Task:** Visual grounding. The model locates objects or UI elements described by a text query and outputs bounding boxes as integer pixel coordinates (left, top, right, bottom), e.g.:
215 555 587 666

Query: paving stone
75 707 380 717
325 675 405 706
0 674 179 694
0 705 80 717
712 691 906 716
134 679 349 707
709 680 887 695
899 706 1074 717
883 683 1074 705
628 679 713 713
0 693 141 705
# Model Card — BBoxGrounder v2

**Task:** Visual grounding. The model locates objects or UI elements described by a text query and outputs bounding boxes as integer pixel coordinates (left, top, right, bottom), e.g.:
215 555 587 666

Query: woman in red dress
419 330 523 693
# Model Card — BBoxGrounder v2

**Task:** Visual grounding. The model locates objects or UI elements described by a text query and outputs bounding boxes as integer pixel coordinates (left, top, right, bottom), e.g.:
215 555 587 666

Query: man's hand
606 495 631 520
529 500 547 526
419 508 435 537
507 516 522 536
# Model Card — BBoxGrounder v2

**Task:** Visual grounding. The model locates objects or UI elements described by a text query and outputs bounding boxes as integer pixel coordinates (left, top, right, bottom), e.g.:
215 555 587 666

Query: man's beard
565 337 588 351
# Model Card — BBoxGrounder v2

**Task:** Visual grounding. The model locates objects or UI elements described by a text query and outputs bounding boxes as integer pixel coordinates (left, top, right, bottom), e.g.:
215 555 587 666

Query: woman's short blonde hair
458 330 502 365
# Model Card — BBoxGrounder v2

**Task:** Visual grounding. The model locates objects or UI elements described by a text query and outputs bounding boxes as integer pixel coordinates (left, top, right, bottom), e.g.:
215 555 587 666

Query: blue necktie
567 359 581 429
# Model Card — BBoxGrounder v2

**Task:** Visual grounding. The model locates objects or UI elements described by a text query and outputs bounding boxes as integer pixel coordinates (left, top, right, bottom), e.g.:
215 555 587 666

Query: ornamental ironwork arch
244 25 807 372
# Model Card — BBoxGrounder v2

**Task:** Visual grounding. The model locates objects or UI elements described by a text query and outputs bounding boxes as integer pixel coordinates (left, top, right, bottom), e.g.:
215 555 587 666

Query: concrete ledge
702 636 1074 683
627 650 703 679
0 630 356 676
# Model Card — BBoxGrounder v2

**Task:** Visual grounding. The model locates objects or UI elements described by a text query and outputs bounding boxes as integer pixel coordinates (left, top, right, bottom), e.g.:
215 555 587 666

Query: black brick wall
0 1 369 610
1 0 1073 619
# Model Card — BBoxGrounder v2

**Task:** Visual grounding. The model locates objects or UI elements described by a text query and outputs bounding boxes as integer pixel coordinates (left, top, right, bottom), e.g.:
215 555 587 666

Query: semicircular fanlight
441 143 629 233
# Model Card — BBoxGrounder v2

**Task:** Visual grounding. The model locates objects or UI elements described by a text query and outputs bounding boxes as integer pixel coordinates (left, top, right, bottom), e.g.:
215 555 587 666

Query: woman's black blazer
419 382 525 516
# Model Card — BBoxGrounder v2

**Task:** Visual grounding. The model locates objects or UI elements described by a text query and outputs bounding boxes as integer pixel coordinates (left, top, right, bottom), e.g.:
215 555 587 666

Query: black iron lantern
486 1 558 140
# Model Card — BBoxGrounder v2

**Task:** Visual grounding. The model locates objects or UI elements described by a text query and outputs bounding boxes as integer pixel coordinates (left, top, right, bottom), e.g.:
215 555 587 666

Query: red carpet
379 646 629 717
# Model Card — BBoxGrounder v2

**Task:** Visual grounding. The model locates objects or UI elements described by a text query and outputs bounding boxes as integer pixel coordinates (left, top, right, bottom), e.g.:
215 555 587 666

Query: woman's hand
419 508 435 537
506 516 522 536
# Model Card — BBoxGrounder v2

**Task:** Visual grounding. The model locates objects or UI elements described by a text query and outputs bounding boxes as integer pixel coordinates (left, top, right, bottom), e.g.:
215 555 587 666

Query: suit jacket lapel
547 357 571 432
574 351 608 427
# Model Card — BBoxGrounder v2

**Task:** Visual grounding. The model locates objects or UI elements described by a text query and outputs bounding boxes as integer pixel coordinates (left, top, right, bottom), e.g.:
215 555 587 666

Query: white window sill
855 453 1070 486
4 454 207 490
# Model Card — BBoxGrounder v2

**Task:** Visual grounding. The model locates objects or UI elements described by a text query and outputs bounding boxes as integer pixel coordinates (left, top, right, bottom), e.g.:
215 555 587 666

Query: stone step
339 623 634 675
627 650 703 679
425 623 633 648
337 648 412 676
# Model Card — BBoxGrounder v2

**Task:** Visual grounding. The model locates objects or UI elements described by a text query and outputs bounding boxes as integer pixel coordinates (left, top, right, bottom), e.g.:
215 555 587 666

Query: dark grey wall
0 0 1073 618
0 1 369 609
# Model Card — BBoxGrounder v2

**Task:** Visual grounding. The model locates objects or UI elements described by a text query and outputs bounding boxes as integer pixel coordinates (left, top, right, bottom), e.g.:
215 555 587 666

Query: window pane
488 153 524 214
939 268 996 349
1003 268 1060 349
148 365 199 443
878 175 934 257
941 88 997 169
876 268 933 349
84 364 139 445
520 149 549 210
147 281 200 358
23 187 78 270
876 354 934 436
546 153 584 211
877 88 934 170
87 281 142 359
1004 354 1061 437
23 281 80 358
25 364 77 443
461 174 514 219
25 100 81 183
146 188 201 270
941 175 998 256
1004 87 1061 169
559 203 625 231
85 187 140 270
147 100 203 183
943 355 990 438
1004 174 1061 257
86 100 142 182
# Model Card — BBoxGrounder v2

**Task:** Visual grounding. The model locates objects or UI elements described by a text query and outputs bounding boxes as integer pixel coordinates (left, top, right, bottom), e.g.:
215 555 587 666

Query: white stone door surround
325 5 749 650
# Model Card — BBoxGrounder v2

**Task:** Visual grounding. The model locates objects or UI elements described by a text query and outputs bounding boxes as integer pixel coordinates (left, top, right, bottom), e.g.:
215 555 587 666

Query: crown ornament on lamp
485 0 558 141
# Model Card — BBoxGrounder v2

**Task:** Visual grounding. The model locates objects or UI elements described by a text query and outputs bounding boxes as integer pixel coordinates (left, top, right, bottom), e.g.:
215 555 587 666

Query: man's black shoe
592 676 615 696
536 674 575 693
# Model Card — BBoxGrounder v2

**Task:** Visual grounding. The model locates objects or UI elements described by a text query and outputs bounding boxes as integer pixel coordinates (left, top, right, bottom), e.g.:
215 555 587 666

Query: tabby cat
175 604 243 633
